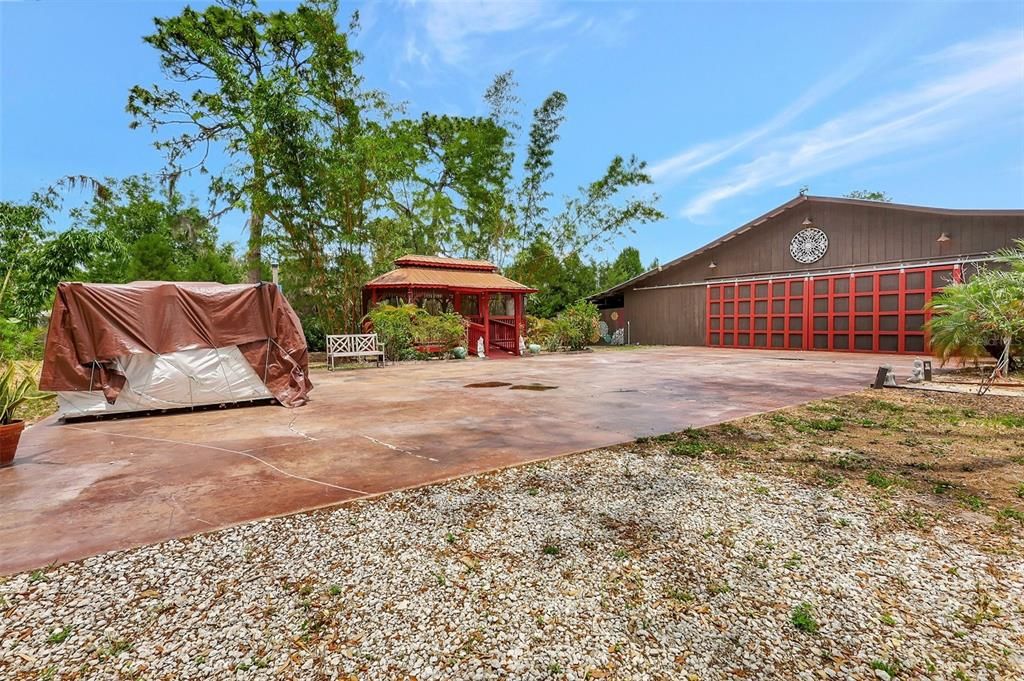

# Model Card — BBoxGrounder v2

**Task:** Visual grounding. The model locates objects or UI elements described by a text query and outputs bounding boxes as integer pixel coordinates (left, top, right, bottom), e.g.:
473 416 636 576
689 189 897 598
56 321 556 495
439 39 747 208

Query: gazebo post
481 291 490 354
513 292 523 355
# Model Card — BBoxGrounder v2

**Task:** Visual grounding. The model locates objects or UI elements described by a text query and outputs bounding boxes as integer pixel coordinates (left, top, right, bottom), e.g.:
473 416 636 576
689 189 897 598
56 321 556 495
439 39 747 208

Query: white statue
476 337 486 359
519 336 527 355
908 358 925 383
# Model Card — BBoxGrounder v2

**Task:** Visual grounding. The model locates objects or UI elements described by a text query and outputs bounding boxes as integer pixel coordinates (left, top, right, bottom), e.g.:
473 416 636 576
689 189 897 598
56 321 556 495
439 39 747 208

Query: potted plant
1 361 50 467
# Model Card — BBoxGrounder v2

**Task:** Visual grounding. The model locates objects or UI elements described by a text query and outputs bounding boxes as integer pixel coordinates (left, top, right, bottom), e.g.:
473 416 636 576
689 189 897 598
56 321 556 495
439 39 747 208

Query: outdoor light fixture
936 232 951 243
708 261 718 269
802 217 814 226
271 262 280 284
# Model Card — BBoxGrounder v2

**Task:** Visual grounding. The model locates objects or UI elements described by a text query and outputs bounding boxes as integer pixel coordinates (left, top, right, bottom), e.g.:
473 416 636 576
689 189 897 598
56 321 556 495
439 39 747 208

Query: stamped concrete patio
0 346 911 575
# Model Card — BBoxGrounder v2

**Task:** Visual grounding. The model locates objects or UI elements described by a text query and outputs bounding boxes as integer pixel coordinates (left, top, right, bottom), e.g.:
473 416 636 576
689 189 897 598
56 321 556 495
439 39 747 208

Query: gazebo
363 255 537 356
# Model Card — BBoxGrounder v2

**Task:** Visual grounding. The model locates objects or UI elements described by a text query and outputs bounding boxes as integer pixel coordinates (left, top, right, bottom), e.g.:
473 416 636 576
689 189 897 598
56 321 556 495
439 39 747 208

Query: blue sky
2 0 1023 267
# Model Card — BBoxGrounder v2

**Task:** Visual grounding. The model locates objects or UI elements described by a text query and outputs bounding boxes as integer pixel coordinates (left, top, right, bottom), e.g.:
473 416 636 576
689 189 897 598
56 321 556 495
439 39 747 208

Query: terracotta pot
0 420 25 467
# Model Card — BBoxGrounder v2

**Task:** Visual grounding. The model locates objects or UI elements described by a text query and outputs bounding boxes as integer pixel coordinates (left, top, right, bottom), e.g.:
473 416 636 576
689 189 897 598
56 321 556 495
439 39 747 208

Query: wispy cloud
680 30 1024 217
398 0 633 73
416 1 557 66
649 19 914 185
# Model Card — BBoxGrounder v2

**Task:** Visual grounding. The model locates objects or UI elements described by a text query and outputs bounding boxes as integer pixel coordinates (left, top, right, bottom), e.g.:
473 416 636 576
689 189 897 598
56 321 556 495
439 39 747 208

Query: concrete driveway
0 347 910 574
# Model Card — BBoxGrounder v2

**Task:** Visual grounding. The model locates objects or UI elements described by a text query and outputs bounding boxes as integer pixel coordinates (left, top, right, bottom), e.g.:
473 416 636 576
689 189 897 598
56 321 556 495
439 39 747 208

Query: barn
590 195 1024 354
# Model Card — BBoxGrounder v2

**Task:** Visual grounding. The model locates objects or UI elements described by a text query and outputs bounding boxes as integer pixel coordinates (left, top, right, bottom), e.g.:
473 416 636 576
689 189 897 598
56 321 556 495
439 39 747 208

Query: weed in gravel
1015 483 1024 499
46 626 72 645
830 451 868 470
665 587 694 603
542 544 561 556
867 471 897 490
988 414 1024 428
97 638 133 660
933 481 955 495
870 658 902 677
28 569 48 584
960 494 985 511
752 485 770 495
783 552 802 569
445 532 456 544
998 508 1024 524
791 603 819 633
835 517 852 528
794 417 844 433
612 549 629 559
707 581 731 595
39 668 56 681
960 586 1001 626
879 612 897 626
328 584 342 596
669 428 734 458
547 662 563 676
527 487 540 496
816 469 844 488
868 399 905 413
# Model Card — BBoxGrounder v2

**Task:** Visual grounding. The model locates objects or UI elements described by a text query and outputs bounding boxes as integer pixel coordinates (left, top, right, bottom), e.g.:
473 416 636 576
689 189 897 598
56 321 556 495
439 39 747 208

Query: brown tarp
40 281 312 407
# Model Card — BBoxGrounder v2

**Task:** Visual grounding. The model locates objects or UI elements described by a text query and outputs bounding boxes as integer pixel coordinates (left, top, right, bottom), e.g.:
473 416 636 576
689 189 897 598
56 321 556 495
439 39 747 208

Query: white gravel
1 448 1021 680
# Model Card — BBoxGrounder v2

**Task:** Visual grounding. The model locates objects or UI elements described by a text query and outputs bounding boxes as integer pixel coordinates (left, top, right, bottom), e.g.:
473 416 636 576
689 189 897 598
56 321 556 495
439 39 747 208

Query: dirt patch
464 381 513 388
509 384 558 391
630 388 1024 531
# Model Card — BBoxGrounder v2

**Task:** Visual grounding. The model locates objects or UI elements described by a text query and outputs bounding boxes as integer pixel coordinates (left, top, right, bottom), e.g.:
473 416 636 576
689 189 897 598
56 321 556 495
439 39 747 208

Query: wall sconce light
802 217 814 226
708 261 718 269
936 232 951 243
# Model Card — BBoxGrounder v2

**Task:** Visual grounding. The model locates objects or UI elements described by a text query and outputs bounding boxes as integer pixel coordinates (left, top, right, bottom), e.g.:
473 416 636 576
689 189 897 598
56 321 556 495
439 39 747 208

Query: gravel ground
1 448 1021 680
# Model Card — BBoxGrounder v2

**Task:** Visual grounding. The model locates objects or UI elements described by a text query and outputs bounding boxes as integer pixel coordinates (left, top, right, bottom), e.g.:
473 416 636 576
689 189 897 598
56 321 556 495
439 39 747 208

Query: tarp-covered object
40 282 312 413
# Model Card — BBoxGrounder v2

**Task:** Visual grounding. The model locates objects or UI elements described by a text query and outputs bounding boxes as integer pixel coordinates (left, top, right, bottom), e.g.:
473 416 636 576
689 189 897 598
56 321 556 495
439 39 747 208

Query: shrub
0 318 46 360
367 305 418 361
367 304 467 361
412 311 466 352
926 240 1024 378
525 315 556 347
545 300 600 351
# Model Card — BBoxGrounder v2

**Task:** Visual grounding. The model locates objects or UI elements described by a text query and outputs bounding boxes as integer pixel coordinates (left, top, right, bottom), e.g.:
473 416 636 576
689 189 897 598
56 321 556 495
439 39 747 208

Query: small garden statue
907 358 925 383
476 337 486 359
519 336 527 356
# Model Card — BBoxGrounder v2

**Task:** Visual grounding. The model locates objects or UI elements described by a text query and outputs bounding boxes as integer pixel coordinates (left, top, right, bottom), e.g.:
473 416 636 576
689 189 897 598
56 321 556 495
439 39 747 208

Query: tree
927 240 1024 390
71 175 243 285
128 0 379 283
598 246 645 289
844 190 892 202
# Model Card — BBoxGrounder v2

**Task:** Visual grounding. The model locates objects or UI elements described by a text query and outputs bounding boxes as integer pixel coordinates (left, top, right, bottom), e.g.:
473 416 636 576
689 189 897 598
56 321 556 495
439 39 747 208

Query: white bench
326 333 385 370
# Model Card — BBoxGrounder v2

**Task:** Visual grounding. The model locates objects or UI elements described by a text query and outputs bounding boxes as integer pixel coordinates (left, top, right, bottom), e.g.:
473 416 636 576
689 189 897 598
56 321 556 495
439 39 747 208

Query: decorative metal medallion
789 227 828 264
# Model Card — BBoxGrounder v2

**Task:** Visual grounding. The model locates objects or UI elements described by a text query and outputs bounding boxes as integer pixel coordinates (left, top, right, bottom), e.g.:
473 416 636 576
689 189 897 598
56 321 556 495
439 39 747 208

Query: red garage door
706 265 959 354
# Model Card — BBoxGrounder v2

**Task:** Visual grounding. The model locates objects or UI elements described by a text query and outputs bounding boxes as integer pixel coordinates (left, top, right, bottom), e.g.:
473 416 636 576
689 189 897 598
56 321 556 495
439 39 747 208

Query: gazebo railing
489 317 517 353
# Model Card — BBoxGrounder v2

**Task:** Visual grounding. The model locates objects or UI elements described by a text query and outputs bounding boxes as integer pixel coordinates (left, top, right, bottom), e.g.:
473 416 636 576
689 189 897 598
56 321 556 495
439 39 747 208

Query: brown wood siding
622 200 1023 347
624 286 705 345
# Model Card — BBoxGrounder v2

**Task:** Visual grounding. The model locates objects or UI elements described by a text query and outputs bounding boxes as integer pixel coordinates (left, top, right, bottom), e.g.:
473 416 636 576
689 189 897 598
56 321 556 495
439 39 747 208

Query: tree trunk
246 211 263 284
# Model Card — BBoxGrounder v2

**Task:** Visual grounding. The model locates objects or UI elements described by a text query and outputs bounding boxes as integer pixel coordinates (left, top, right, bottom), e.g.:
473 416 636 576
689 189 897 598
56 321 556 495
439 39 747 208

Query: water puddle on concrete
464 381 513 388
509 384 558 391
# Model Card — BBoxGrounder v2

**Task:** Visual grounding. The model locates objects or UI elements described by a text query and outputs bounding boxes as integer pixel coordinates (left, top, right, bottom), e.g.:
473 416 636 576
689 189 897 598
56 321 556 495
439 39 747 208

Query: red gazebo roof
365 255 537 293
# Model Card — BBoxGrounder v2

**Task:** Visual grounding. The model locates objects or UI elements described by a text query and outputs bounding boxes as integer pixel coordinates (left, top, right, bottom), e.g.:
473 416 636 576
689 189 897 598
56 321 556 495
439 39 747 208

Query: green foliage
926 241 1024 376
0 361 52 425
598 246 645 289
844 190 893 202
368 305 417 361
366 304 466 361
0 319 46 360
546 300 600 351
790 602 819 633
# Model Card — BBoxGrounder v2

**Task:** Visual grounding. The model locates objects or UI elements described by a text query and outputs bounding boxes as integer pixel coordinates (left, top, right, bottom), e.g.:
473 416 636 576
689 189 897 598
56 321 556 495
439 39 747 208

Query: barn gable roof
589 194 1024 301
